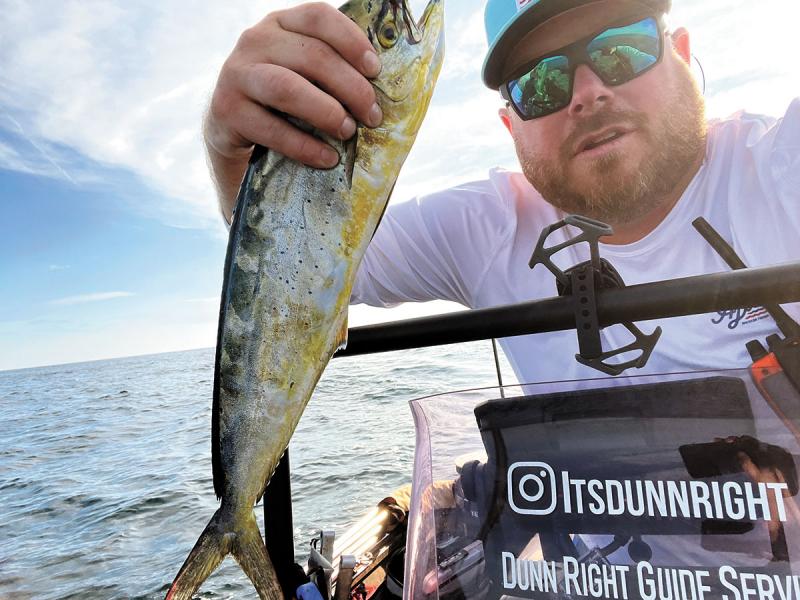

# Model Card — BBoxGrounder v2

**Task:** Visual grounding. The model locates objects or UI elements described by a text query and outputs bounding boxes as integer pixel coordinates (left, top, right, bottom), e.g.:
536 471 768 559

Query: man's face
501 7 707 226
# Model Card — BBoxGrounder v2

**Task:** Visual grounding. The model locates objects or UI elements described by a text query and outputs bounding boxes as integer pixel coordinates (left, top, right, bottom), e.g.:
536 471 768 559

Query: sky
1 0 799 371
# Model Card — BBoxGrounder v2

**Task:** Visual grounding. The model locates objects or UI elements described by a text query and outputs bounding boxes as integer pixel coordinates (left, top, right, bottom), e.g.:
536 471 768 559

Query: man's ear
670 27 691 65
499 105 514 135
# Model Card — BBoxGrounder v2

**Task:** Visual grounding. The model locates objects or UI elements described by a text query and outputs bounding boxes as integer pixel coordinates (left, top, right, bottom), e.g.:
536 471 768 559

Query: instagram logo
508 462 558 515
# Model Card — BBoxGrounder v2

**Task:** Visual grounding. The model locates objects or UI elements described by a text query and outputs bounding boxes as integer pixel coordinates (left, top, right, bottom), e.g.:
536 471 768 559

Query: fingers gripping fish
165 1 445 598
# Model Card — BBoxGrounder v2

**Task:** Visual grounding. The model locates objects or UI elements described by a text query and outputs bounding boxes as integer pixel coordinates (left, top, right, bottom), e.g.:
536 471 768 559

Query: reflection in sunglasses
505 17 663 120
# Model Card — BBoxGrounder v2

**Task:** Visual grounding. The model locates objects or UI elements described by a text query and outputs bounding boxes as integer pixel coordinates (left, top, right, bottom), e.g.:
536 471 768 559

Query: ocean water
0 343 515 599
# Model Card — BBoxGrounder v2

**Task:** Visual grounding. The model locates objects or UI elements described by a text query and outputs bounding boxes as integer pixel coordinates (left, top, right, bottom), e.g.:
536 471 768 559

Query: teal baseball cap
482 0 671 89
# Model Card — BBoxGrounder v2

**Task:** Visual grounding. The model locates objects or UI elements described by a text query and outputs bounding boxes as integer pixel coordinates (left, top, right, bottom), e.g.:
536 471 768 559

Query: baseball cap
482 0 671 89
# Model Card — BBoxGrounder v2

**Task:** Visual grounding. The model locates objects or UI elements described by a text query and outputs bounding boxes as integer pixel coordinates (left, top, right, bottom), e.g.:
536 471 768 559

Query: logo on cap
515 0 536 11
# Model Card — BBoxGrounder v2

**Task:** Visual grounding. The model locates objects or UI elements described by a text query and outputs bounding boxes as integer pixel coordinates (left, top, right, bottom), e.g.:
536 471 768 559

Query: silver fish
166 1 445 598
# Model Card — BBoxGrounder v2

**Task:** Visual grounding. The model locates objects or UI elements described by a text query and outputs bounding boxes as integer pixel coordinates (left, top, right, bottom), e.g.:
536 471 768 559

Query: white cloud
440 7 488 81
1 1 267 228
48 264 71 271
2 112 77 183
0 293 223 370
0 1 496 228
3 0 800 369
0 138 44 176
49 291 134 306
183 296 219 304
671 1 800 117
349 299 463 328
1 0 799 233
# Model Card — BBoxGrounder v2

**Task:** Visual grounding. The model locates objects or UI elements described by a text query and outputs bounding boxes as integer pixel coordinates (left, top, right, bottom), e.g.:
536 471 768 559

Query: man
205 0 800 570
204 0 799 385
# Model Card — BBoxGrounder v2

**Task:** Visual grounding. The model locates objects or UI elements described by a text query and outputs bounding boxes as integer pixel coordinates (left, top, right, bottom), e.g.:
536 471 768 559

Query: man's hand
205 2 384 221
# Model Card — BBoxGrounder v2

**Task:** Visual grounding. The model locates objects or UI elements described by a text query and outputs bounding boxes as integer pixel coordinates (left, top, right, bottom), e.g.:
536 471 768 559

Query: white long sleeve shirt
352 99 800 385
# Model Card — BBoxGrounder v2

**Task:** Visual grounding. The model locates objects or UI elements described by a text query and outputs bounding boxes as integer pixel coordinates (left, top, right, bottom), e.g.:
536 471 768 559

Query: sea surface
0 343 515 599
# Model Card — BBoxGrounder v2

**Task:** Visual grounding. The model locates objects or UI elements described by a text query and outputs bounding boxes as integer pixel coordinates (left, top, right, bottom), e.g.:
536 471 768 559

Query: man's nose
568 64 613 116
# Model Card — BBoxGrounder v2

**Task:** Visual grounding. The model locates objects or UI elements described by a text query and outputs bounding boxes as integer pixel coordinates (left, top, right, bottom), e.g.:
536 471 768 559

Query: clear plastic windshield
405 370 800 600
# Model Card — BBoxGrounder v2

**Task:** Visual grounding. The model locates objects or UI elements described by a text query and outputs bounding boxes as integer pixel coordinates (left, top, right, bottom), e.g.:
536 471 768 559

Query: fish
164 1 445 598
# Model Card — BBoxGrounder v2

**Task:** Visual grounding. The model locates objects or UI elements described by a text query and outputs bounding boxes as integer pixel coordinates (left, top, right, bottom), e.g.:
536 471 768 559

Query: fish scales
166 1 444 598
218 151 355 507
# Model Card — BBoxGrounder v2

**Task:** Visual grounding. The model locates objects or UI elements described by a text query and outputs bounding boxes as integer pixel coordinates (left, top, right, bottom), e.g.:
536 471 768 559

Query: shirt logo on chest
711 307 770 330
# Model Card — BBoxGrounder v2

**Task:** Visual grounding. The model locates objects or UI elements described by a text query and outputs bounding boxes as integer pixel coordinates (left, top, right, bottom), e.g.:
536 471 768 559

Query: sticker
498 552 800 600
507 461 790 522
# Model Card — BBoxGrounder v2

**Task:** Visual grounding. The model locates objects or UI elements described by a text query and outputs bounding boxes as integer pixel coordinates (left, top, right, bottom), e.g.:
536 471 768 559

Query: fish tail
231 512 284 599
165 509 282 600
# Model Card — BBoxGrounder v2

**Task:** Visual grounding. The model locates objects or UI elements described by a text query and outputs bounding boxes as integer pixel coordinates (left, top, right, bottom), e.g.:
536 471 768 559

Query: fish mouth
390 0 442 46
417 0 443 36
372 0 442 102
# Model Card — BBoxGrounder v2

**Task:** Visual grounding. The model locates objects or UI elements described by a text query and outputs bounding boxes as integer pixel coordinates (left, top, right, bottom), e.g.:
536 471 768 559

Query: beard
517 63 707 226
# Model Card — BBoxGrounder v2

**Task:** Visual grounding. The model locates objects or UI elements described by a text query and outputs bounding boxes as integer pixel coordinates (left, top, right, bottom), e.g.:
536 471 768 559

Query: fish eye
378 20 398 48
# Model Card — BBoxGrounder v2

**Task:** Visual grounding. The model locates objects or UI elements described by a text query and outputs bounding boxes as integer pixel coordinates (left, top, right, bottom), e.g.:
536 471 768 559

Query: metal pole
263 451 294 591
336 262 800 358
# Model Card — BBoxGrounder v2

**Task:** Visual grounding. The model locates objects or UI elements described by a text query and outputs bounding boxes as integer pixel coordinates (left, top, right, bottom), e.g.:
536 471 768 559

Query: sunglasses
501 16 664 120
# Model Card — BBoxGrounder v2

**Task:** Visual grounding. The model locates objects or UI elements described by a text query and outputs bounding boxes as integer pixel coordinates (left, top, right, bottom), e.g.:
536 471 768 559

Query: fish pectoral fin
335 314 349 352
